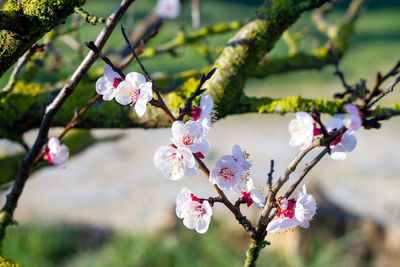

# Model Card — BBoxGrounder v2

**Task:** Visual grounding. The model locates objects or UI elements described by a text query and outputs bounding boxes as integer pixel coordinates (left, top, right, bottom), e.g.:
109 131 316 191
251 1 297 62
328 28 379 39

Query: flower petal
126 72 146 88
115 81 134 105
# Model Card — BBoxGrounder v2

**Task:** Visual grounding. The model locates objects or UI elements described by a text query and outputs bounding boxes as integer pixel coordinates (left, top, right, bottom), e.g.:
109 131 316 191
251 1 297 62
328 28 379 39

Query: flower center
276 200 296 219
219 167 235 180
194 206 206 216
330 134 343 146
182 134 194 146
131 89 141 104
113 78 122 88
172 152 183 161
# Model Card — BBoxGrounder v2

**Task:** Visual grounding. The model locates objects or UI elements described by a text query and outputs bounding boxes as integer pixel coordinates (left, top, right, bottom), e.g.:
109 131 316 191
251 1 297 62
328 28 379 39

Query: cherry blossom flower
154 146 197 180
210 155 242 191
176 188 213 234
44 137 69 167
246 178 266 208
232 145 252 170
240 178 265 208
294 185 317 228
190 93 214 135
344 104 362 131
266 185 316 233
115 72 153 116
326 118 357 160
289 112 320 149
96 65 122 101
155 0 181 19
171 120 210 154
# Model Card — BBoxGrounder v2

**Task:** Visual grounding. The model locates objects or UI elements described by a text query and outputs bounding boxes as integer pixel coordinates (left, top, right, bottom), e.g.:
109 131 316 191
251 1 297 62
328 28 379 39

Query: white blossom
246 178 265 208
176 188 213 234
154 146 197 180
289 112 319 149
95 65 122 101
155 0 181 19
267 185 316 233
344 104 362 132
171 120 209 154
294 185 317 228
326 118 357 160
198 93 214 135
232 145 252 170
46 137 69 167
115 72 153 116
210 155 242 191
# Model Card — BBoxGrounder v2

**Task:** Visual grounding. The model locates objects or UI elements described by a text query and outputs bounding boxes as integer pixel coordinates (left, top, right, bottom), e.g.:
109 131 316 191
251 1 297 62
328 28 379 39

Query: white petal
341 132 357 152
134 98 147 117
126 72 146 88
200 93 213 112
330 147 347 160
155 0 181 19
48 137 60 152
115 81 134 105
102 89 115 101
196 216 210 234
266 220 281 233
279 218 300 230
326 117 344 133
104 65 120 82
96 76 113 96
52 144 69 166
171 121 184 139
345 104 359 116
197 137 210 154
139 82 154 101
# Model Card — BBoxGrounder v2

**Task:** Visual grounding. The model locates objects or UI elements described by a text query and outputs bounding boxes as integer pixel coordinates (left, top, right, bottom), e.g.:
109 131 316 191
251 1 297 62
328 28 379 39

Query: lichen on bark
0 0 86 77
204 0 329 118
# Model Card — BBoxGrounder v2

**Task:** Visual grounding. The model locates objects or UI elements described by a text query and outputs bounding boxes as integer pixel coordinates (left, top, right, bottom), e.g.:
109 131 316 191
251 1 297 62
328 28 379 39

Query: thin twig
85 41 126 79
284 148 328 198
366 76 400 109
177 67 216 121
121 24 175 123
363 61 400 109
267 159 274 190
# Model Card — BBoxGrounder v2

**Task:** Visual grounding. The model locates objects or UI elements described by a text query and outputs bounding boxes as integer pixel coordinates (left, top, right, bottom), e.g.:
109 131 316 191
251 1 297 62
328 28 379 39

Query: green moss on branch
0 0 85 77
203 0 328 118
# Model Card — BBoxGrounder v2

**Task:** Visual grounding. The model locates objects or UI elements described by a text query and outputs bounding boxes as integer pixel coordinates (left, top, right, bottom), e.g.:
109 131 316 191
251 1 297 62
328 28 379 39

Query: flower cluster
267 185 316 233
44 137 69 167
96 66 153 116
153 92 270 233
154 93 213 180
289 104 362 160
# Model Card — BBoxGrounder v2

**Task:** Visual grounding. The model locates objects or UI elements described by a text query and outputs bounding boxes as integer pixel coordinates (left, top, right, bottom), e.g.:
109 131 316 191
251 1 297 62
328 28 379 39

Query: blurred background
1 0 400 266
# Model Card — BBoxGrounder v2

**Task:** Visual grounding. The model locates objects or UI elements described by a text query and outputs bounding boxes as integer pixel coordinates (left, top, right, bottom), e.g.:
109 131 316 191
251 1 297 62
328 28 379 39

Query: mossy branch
2 80 399 140
202 0 329 119
139 20 243 59
74 7 105 25
0 0 86 78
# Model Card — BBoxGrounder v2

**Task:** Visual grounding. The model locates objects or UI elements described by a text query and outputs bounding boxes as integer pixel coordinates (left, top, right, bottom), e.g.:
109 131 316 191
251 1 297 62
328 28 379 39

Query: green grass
3 221 365 267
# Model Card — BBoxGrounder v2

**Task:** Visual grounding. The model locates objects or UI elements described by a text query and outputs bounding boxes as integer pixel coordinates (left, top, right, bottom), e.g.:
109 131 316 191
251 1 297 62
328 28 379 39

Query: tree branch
0 0 136 248
0 0 86 77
